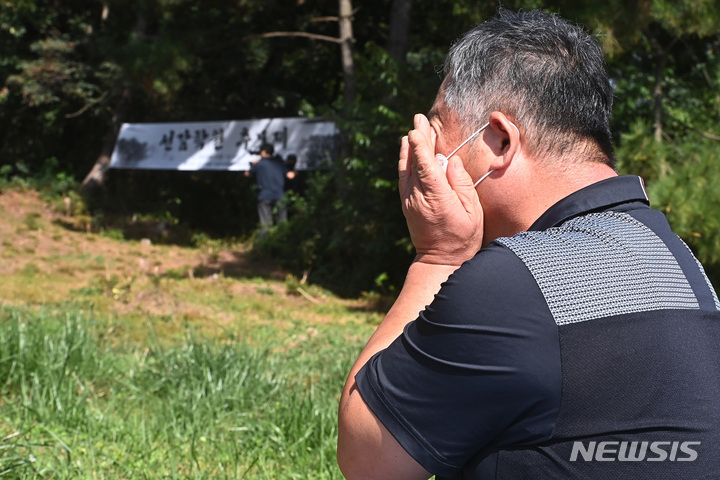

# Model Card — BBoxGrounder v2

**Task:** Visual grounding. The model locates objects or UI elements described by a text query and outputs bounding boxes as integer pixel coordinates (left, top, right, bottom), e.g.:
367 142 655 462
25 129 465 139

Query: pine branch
65 91 109 119
248 31 342 43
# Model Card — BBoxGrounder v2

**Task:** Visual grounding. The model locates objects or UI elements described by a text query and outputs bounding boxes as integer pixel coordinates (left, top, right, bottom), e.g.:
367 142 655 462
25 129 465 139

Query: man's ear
486 111 520 172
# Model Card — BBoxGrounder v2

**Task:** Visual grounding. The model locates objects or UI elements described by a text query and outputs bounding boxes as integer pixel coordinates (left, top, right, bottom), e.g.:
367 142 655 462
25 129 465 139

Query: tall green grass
0 306 358 479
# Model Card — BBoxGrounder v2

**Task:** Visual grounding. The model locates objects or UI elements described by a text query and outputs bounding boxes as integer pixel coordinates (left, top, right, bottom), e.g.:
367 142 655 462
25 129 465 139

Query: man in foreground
337 9 720 479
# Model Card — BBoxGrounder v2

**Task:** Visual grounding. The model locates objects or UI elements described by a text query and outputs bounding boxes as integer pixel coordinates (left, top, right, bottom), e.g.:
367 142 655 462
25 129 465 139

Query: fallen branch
296 286 322 304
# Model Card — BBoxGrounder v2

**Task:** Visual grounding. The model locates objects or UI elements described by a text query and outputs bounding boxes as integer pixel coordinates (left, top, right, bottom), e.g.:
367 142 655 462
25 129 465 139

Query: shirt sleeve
355 243 563 477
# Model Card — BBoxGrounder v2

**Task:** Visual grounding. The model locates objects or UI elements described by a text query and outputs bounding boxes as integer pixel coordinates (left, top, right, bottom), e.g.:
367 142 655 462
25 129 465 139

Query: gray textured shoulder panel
496 211 701 326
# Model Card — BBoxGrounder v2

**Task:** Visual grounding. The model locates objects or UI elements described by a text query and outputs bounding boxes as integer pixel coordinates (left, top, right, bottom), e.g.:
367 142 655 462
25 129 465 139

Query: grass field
0 188 384 479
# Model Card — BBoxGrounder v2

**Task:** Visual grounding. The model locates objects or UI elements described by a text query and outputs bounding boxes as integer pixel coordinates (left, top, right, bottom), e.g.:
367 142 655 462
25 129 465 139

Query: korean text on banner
109 117 340 171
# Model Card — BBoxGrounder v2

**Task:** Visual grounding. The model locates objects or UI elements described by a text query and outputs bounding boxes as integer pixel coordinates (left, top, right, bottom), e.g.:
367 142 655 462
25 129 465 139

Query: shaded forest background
2 0 720 295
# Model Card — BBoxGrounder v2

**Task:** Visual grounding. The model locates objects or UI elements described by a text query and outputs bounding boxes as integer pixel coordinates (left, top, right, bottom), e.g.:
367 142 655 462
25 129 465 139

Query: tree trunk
387 0 413 63
645 29 667 144
338 0 356 109
652 54 666 144
79 87 130 195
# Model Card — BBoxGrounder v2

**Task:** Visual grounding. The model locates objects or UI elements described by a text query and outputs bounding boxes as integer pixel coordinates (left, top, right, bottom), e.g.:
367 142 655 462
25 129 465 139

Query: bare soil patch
0 188 287 308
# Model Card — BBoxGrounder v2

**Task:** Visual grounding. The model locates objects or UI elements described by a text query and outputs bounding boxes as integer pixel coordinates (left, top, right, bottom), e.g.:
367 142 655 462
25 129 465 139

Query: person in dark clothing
337 8 720 480
245 143 294 236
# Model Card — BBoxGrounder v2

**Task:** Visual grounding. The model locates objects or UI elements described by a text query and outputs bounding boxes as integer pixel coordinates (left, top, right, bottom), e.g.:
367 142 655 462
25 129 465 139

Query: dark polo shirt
356 175 720 479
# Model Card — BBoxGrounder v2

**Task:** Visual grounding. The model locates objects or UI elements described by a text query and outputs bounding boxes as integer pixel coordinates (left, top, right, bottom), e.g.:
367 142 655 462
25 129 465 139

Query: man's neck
483 161 617 245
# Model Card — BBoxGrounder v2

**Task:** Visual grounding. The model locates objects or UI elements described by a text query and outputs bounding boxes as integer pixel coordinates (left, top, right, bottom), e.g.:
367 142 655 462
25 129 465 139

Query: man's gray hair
443 9 615 166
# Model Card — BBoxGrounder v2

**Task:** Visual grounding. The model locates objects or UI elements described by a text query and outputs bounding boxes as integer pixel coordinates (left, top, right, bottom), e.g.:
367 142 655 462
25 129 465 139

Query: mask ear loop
436 122 489 173
471 121 520 188
473 169 495 187
445 122 489 160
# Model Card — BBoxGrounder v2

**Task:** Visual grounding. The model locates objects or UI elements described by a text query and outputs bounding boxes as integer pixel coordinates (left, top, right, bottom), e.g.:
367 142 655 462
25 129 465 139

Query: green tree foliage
606 0 720 286
1 1 107 175
1 0 719 293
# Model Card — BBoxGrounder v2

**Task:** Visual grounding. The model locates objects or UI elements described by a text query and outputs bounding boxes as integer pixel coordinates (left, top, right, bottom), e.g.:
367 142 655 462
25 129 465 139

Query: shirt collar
529 175 650 231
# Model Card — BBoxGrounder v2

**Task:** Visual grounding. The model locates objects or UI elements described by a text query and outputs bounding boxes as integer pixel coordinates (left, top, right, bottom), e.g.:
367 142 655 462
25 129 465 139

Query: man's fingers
408 115 447 195
446 156 482 213
409 115 437 179
398 135 412 197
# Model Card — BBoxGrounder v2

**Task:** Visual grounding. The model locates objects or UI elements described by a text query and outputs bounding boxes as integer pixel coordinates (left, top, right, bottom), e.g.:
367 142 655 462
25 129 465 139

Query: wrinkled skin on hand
399 114 485 266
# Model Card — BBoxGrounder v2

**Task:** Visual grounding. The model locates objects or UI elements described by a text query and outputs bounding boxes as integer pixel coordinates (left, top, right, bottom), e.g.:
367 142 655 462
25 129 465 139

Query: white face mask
435 121 519 187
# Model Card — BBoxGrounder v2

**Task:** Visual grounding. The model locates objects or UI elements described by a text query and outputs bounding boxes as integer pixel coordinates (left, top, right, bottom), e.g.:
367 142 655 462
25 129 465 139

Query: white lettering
647 441 670 461
618 441 647 461
569 440 700 462
570 441 595 462
677 441 700 461
595 441 618 461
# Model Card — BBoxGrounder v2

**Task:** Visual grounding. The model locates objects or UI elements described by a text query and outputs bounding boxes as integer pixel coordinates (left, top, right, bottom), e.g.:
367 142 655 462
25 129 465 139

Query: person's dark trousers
257 199 287 237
